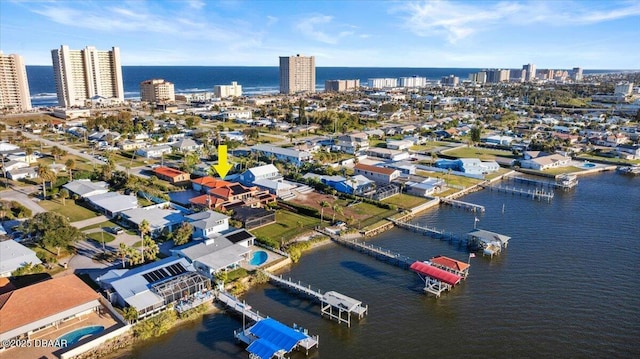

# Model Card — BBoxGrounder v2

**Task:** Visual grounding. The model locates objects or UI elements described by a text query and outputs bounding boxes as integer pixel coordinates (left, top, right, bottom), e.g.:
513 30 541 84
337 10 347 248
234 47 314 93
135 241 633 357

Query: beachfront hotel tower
279 54 315 94
140 79 175 103
51 45 124 107
0 52 32 112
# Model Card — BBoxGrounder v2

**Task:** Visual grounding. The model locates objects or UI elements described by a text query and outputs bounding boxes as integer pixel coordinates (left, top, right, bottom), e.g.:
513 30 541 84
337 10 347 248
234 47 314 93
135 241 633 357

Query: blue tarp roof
246 318 307 359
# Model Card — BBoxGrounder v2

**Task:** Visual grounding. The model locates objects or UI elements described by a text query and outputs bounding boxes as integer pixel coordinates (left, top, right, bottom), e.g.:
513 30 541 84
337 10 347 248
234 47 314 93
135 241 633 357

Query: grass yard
258 134 283 143
442 146 515 160
252 210 320 243
39 200 99 222
537 166 584 175
416 170 483 188
87 232 116 243
576 153 640 165
485 167 513 180
382 193 428 209
347 202 397 228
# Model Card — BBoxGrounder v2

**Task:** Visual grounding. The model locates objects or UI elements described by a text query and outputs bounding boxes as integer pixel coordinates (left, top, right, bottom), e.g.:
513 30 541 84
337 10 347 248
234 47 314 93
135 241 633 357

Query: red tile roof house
190 181 275 211
153 166 191 184
354 163 401 184
0 275 103 351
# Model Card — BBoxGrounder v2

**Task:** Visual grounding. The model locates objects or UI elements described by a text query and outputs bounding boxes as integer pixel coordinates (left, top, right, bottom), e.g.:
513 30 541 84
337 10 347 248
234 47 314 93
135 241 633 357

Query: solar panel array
142 262 187 283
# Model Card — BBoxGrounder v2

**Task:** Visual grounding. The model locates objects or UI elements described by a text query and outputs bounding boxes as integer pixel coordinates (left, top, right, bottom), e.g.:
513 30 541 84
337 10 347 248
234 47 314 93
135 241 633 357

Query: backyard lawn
87 231 116 243
39 200 99 222
382 193 428 209
416 170 483 188
252 210 320 244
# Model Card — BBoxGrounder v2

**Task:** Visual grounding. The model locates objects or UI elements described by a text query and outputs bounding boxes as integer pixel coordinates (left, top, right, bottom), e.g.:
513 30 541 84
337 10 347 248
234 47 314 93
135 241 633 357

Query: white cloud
266 15 278 26
187 0 205 10
295 15 337 44
393 0 640 43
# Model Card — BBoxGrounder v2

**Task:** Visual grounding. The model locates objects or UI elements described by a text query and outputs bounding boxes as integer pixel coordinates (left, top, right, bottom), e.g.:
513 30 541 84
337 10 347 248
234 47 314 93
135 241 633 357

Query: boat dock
503 174 578 190
331 236 415 269
483 184 555 202
216 290 265 323
440 198 486 212
262 271 368 327
389 218 445 236
217 289 319 357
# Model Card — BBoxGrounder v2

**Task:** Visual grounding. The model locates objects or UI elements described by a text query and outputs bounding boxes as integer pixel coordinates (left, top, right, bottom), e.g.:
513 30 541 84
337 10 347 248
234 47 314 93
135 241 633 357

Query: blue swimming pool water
249 251 268 266
582 163 596 168
57 325 104 346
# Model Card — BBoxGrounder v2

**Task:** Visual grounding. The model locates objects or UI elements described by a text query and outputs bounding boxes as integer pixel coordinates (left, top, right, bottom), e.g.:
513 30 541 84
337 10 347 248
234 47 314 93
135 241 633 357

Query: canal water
123 173 640 358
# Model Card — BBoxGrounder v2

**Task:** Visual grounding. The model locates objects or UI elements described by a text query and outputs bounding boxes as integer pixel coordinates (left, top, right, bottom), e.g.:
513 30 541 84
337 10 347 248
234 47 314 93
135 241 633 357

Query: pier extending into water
483 184 555 202
440 198 486 212
503 174 578 190
389 218 470 247
262 271 368 327
331 236 415 269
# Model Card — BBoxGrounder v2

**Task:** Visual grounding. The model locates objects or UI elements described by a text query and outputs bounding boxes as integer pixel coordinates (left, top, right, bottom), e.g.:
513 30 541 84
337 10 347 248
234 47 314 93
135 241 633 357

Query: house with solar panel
97 256 212 319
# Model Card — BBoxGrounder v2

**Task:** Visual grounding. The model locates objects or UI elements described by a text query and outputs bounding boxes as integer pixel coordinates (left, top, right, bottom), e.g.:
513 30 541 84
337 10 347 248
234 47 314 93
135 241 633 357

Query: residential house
185 210 230 239
170 138 202 153
354 163 401 184
435 158 499 175
334 133 369 154
98 256 210 319
63 179 109 198
250 144 311 165
406 177 445 197
153 166 191 184
192 177 232 193
119 140 148 151
2 160 28 174
616 144 640 160
171 233 252 278
88 192 139 217
6 167 37 181
597 133 629 147
120 206 185 237
0 275 102 346
481 135 514 146
136 145 172 158
239 164 281 186
321 174 375 195
190 182 275 211
366 148 411 161
386 139 413 151
0 240 42 277
520 154 571 171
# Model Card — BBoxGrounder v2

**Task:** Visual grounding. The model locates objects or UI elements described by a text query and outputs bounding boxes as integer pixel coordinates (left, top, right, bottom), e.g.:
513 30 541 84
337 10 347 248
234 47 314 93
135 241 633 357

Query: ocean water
26 66 610 107
120 172 640 358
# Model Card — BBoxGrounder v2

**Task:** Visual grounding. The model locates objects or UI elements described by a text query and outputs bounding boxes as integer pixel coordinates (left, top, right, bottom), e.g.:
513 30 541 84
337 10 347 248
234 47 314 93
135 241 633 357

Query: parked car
108 226 124 235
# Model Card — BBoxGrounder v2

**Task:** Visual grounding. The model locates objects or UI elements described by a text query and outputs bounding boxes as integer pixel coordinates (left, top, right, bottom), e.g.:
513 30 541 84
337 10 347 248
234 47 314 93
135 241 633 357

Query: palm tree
37 166 53 199
332 204 344 223
319 201 330 223
139 219 150 261
60 188 69 206
142 237 159 261
117 243 128 268
65 158 76 180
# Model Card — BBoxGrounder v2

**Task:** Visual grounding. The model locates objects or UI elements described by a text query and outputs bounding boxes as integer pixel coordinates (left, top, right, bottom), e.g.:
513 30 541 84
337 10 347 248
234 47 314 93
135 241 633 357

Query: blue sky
1 0 639 69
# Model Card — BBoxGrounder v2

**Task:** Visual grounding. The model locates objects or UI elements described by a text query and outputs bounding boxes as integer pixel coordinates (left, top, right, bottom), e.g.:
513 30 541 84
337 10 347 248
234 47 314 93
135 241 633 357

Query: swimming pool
582 162 596 168
57 325 104 346
249 251 268 266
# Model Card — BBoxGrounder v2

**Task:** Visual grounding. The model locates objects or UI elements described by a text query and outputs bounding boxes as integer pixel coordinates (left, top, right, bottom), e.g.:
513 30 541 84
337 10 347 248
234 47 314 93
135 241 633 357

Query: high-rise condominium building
440 75 459 87
399 76 427 88
279 55 315 94
214 81 243 98
51 45 124 107
368 78 398 88
469 71 487 84
325 79 360 92
140 79 175 103
522 63 536 82
486 69 510 83
0 52 31 112
571 67 583 82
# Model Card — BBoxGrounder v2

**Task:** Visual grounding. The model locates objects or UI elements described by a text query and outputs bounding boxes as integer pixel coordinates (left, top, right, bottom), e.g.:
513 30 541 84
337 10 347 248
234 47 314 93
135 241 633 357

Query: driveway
0 188 46 214
70 215 108 229
67 231 144 272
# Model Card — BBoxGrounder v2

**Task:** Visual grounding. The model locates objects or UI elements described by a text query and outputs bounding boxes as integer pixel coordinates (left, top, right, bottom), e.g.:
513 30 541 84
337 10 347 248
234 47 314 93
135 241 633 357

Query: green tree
123 306 138 323
118 242 128 268
470 126 482 144
139 219 150 261
42 223 83 256
37 165 54 199
59 188 69 206
65 158 76 180
142 237 159 262
319 201 330 223
332 204 344 223
172 223 193 246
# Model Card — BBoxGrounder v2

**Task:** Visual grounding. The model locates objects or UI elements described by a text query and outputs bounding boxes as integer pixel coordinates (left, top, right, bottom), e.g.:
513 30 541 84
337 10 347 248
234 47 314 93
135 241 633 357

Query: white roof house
120 207 185 236
88 192 139 217
239 164 281 186
63 179 109 198
186 210 229 239
0 240 42 277
250 144 311 165
172 237 251 278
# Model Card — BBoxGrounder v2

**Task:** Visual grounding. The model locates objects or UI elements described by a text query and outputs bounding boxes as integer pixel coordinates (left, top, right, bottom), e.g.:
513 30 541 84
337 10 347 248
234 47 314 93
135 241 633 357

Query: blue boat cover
246 318 307 358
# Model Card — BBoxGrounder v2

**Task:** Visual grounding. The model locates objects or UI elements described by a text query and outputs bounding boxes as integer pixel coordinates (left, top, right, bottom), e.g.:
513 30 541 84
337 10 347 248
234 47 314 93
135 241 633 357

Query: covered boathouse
409 261 463 297
428 255 470 278
467 229 511 257
235 317 319 359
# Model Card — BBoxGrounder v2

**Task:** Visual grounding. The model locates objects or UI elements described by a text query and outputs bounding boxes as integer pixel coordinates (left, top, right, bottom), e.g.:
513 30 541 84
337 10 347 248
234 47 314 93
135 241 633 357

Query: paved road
0 188 46 214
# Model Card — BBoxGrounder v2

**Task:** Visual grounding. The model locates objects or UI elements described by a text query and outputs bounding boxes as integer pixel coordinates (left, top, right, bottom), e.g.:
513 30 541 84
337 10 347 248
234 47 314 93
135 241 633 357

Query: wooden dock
262 271 368 327
216 290 265 323
331 236 415 269
504 174 577 190
440 198 486 212
484 184 554 202
389 218 445 236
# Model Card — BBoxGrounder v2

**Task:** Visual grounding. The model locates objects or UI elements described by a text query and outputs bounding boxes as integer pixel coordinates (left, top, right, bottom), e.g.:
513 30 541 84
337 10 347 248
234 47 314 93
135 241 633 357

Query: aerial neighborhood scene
0 1 639 359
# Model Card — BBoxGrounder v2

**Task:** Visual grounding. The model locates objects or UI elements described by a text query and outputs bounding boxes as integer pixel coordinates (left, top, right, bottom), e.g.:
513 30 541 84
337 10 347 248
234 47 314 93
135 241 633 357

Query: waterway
122 172 640 358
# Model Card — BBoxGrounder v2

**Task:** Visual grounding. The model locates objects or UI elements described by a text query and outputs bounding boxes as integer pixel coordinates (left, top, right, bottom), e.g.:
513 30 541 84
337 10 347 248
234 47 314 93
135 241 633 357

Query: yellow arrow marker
213 145 233 179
